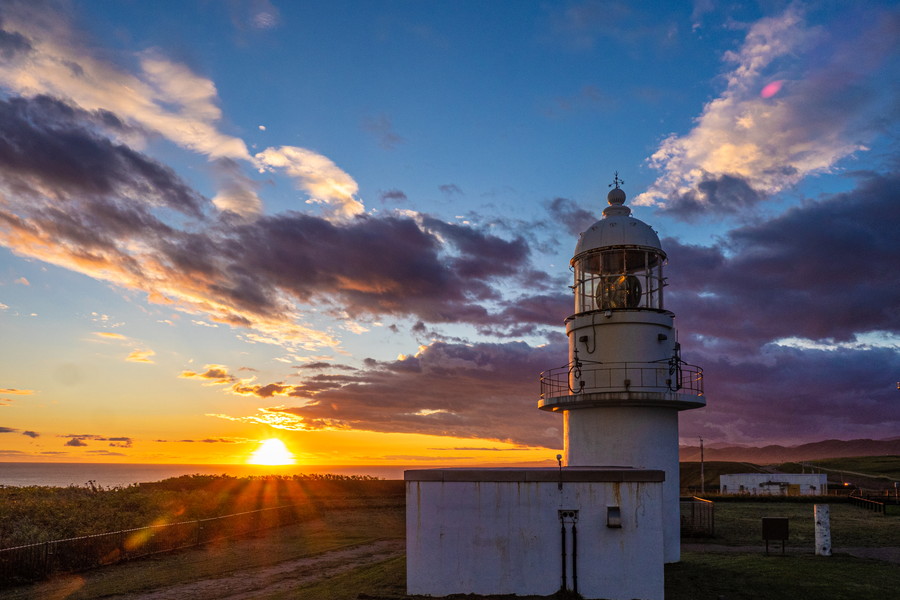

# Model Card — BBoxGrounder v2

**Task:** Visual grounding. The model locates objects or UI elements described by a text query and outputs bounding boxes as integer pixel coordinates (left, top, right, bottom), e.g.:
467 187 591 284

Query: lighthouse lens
597 275 642 309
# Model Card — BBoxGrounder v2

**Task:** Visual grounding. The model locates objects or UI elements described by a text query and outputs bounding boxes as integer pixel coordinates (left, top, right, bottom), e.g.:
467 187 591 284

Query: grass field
7 495 899 599
4 468 900 599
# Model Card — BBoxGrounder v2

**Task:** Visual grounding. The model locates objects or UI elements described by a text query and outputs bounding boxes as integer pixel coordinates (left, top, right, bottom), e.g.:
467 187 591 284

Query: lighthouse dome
574 187 663 255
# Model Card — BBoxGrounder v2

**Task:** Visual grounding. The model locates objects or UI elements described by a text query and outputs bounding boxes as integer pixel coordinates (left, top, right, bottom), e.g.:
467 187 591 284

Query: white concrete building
720 473 828 496
539 179 706 563
406 467 665 600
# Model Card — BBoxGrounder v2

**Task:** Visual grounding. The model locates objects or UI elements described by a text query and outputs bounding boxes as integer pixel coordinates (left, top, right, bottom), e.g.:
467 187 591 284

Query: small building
719 473 827 496
406 467 665 600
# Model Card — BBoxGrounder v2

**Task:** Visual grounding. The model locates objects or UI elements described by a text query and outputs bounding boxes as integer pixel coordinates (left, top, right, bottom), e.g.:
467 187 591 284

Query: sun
248 438 296 465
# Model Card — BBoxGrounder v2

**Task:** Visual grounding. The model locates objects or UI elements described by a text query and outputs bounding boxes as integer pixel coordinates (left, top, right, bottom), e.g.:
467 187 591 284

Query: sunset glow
248 439 296 466
0 2 896 470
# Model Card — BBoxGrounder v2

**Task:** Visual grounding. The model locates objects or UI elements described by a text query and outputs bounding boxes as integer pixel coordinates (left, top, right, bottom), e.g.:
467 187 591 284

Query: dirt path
105 538 404 600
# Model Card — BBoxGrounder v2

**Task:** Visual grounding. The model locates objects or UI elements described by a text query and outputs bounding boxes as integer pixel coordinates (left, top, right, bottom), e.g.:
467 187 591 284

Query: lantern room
572 181 666 314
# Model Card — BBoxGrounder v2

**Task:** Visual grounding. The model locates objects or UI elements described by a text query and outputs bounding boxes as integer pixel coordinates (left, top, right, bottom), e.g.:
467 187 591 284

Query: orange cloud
126 349 156 363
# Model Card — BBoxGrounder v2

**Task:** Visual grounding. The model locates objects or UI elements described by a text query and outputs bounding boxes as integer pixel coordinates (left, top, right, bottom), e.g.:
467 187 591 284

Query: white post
814 504 831 556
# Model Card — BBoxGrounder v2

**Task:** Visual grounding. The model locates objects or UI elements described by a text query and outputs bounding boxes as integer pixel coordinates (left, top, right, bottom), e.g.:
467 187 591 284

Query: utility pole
699 436 705 496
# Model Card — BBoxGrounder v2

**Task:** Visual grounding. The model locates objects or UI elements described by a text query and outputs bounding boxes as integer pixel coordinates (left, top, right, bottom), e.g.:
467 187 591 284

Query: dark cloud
666 172 900 346
0 95 203 216
378 189 408 204
658 173 766 221
180 365 237 384
658 172 900 444
0 25 32 59
362 114 404 150
22 430 39 438
296 362 357 371
546 197 596 237
439 184 462 195
682 345 900 445
0 93 552 340
0 426 17 433
61 433 133 447
210 340 567 448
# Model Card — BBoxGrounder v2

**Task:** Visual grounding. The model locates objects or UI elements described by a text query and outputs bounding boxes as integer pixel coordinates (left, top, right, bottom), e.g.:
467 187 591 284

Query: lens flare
248 438 296 465
760 80 784 98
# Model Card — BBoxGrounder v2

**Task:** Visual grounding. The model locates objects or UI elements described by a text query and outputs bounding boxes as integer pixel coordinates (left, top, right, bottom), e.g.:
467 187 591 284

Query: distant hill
679 438 900 463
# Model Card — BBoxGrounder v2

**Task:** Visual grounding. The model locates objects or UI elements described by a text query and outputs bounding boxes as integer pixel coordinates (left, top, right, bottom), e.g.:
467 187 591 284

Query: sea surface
0 462 408 488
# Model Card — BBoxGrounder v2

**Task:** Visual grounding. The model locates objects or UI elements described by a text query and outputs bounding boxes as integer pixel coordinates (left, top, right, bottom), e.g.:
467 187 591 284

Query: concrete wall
406 468 665 600
565 406 681 563
720 473 828 496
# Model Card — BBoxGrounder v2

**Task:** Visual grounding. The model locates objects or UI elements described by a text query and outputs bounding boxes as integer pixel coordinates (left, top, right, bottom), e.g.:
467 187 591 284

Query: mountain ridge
679 438 900 463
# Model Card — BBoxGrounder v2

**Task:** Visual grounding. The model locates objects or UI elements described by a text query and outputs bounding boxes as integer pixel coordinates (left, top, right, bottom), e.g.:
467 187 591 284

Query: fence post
814 504 831 556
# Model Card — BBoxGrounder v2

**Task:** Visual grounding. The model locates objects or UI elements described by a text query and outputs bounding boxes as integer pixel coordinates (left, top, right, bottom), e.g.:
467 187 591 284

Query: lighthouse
539 174 706 563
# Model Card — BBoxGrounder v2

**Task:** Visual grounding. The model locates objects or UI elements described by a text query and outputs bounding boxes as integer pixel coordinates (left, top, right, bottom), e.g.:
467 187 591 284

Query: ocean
0 462 408 488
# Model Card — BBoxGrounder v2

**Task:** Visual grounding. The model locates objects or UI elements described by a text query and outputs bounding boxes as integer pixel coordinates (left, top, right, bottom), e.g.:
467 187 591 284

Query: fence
849 495 886 514
681 497 715 537
0 504 305 587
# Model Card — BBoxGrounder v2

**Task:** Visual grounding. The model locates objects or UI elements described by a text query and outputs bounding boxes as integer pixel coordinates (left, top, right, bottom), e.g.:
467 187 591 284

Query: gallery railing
540 361 704 400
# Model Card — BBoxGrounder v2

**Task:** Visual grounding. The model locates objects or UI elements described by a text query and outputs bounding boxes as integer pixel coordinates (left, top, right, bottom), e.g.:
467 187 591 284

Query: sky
0 0 898 467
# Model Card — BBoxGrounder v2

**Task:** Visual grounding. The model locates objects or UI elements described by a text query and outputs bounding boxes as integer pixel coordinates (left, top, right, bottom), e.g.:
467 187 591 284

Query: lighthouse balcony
539 361 704 411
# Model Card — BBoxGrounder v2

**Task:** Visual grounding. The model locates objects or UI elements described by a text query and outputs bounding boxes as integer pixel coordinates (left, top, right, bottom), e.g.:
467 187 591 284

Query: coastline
0 462 408 487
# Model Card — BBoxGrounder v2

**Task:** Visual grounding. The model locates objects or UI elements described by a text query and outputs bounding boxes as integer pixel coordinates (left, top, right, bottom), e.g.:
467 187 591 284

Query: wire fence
0 504 305 587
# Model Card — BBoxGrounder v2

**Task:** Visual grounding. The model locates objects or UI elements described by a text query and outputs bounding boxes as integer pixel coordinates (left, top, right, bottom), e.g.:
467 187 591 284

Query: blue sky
0 0 898 465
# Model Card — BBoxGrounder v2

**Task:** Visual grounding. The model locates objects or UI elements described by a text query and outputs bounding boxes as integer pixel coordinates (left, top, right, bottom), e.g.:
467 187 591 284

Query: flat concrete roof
404 467 665 483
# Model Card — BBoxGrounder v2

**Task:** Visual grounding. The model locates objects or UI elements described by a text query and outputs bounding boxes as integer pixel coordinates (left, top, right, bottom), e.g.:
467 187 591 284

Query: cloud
0 388 35 395
636 4 899 218
362 114 404 150
665 172 900 347
0 99 548 345
0 426 17 433
180 364 238 385
249 0 281 30
204 339 567 448
0 9 250 160
0 8 558 350
0 3 357 224
22 430 39 438
662 172 900 444
14 276 28 285
61 433 134 448
438 184 462 196
682 344 900 446
210 158 263 217
379 189 408 204
255 146 364 220
126 348 155 363
230 0 282 32
0 95 205 216
546 197 596 237
94 332 128 340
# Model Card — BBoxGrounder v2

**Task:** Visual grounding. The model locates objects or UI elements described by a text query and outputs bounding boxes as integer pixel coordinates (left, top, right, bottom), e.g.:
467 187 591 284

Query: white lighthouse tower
539 174 706 563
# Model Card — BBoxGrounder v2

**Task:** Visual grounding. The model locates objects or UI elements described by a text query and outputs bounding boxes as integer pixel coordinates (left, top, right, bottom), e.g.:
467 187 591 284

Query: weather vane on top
610 171 624 189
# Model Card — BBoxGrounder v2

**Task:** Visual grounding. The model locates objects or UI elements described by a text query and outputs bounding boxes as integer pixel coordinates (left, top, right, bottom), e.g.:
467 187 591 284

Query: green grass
6 478 900 600
667 552 900 600
807 455 900 480
695 501 900 547
2 504 405 600
274 556 407 600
